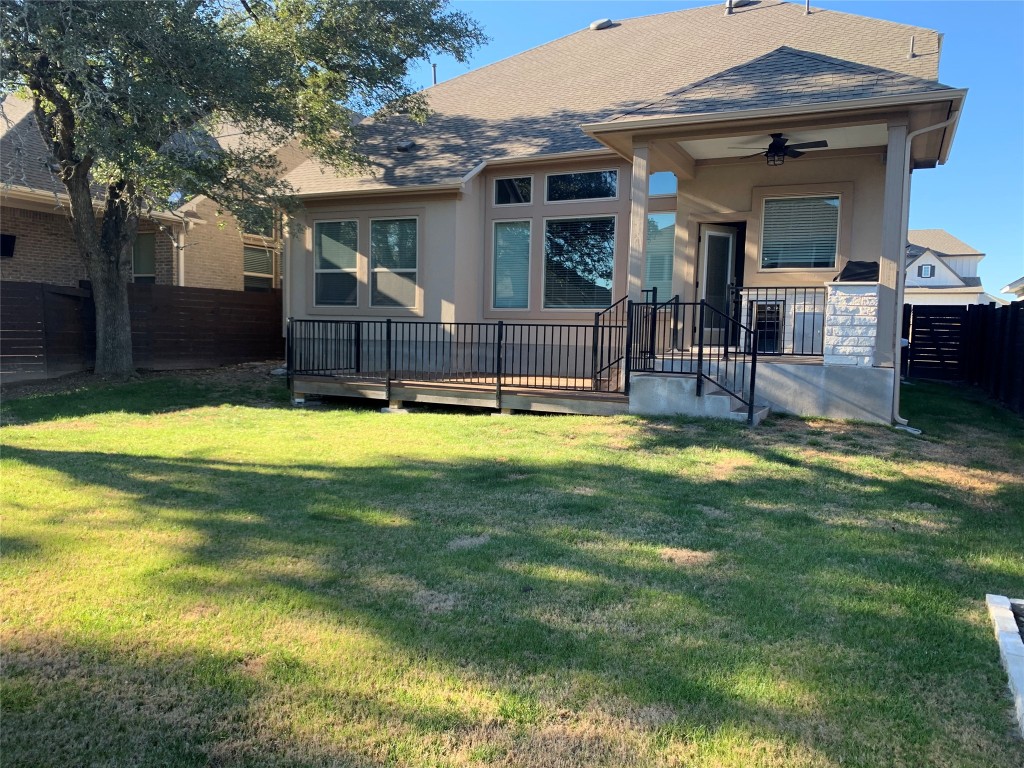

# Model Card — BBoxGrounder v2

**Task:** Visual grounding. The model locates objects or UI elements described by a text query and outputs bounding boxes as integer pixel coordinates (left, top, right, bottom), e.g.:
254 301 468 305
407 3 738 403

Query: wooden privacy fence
1 280 284 382
904 302 1024 414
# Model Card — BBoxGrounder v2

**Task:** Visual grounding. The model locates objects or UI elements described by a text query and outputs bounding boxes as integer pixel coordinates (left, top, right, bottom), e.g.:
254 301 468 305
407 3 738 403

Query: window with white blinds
760 196 839 269
314 220 357 306
243 246 274 292
643 213 675 298
133 233 156 284
371 218 417 307
543 216 615 309
493 221 530 308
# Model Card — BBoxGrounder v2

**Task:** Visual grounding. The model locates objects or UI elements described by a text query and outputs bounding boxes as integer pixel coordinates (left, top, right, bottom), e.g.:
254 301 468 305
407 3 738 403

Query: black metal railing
696 301 760 424
737 287 825 356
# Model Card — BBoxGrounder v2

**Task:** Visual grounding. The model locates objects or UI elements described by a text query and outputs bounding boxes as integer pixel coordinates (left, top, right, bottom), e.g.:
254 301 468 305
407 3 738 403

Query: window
493 221 530 309
918 264 934 278
133 233 156 284
370 218 418 307
760 195 839 269
643 213 675 299
314 220 358 306
546 170 617 202
649 172 677 197
0 233 15 259
243 246 274 292
494 177 532 205
543 217 615 308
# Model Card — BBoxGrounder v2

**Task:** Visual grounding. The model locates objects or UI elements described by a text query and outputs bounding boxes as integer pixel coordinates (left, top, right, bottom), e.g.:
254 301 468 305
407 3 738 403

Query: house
905 229 1007 306
0 95 298 292
278 0 966 424
1002 276 1024 302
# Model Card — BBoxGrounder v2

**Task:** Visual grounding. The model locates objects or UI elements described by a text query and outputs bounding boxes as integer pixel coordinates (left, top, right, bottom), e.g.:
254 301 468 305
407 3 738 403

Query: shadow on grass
3 423 1022 765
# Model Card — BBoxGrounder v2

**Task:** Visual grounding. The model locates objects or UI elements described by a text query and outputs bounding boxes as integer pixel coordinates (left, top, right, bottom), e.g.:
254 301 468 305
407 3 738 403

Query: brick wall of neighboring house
0 205 88 286
1 205 182 287
180 196 279 291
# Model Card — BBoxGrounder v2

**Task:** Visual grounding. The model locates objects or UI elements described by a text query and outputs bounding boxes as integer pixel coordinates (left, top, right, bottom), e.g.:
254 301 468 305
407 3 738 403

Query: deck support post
495 320 504 410
623 299 634 395
385 318 393 402
696 300 706 397
627 142 650 301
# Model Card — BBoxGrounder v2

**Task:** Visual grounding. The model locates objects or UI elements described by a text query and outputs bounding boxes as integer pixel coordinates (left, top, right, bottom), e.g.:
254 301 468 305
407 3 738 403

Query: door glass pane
704 233 731 315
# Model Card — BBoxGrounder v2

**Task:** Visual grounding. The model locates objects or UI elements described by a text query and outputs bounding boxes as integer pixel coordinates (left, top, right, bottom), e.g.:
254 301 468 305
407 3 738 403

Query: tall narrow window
314 220 357 306
643 213 675 298
761 196 839 269
243 246 274 291
133 233 156 284
371 218 417 307
543 217 615 308
493 221 530 309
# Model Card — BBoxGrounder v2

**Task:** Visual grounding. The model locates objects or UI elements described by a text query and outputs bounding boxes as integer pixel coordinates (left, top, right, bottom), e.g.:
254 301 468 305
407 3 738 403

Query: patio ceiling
677 123 888 161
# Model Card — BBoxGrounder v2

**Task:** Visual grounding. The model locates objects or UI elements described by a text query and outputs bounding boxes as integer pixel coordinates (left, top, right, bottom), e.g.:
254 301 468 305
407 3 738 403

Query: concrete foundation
755 362 895 423
628 374 768 424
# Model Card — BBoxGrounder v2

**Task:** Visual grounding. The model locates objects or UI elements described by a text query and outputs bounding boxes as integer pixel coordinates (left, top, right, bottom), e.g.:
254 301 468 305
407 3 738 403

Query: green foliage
1 0 485 231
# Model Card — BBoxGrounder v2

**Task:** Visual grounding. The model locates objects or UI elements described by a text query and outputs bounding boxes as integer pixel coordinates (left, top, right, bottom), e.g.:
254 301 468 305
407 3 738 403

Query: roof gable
907 228 982 257
608 47 952 124
906 251 968 288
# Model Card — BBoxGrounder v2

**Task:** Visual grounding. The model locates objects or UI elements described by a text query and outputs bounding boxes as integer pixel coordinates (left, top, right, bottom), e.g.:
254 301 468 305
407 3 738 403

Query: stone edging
985 593 1024 738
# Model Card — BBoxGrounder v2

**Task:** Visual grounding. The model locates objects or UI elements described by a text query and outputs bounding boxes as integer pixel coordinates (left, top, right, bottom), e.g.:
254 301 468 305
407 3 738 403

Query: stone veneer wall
824 283 879 367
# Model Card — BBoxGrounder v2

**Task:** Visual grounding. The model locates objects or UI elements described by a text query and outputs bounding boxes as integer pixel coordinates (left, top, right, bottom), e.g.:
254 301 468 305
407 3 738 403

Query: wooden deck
291 374 629 416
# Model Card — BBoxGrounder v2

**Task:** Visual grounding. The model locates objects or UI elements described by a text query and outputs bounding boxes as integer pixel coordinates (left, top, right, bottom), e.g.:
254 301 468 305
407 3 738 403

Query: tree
0 0 484 375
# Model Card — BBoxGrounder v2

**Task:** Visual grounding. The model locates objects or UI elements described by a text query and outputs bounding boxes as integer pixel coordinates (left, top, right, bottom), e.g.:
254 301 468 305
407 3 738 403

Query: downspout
177 224 187 286
892 111 961 425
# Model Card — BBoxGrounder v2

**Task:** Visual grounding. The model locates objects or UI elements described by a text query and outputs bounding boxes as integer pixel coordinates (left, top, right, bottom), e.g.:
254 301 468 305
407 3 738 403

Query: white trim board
985 593 1024 739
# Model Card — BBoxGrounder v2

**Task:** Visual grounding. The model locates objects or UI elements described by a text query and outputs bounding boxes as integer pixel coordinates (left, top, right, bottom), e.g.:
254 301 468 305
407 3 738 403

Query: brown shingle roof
0 95 64 195
287 0 947 195
907 229 983 257
607 47 953 123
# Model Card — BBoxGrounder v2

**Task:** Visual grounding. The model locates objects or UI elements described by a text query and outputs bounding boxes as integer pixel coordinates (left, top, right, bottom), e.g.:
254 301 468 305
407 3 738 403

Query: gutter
2 184 191 226
892 106 964 427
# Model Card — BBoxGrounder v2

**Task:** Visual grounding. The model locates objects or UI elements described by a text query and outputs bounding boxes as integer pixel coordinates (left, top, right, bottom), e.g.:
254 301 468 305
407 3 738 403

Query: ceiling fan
735 133 829 166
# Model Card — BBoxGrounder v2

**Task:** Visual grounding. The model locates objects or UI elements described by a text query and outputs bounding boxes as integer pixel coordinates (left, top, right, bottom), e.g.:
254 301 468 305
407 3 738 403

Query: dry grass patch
447 533 491 551
660 547 716 568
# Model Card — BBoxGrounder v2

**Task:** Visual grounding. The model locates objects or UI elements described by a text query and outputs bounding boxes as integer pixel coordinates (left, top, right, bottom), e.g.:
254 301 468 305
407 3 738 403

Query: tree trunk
88 248 135 376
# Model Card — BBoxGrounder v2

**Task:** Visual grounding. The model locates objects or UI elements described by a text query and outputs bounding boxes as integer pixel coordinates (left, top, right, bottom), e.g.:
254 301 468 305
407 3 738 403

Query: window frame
918 264 934 279
541 213 617 311
758 193 841 272
369 216 419 309
544 169 619 205
312 219 359 308
492 175 534 208
243 245 275 292
491 218 532 311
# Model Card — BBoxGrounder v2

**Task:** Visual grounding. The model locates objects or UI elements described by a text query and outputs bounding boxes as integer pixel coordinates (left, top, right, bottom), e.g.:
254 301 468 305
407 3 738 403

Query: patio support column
877 120 909 368
627 141 650 301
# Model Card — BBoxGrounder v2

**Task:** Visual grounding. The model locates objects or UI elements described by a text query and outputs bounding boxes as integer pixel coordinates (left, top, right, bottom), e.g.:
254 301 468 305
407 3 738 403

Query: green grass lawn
2 374 1022 767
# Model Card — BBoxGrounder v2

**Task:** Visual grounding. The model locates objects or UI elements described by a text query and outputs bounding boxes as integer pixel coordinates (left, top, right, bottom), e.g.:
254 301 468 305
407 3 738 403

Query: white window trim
313 219 359 308
758 194 841 273
544 168 620 205
919 264 934 278
491 218 531 311
541 213 617 312
492 175 534 208
369 216 419 309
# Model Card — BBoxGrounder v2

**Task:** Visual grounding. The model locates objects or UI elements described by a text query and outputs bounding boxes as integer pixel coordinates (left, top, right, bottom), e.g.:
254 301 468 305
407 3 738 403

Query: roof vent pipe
725 0 733 15
431 63 437 85
805 0 810 14
589 18 613 30
908 35 916 59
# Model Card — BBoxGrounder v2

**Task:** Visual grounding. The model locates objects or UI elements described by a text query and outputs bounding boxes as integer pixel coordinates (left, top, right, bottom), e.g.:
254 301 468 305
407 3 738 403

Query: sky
409 0 1024 300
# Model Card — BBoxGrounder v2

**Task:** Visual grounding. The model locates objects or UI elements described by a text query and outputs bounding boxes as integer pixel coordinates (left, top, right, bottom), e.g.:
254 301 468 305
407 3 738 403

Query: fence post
671 295 680 350
696 300 706 397
385 318 392 402
647 296 658 365
591 311 600 390
623 300 634 396
285 317 294 390
353 321 362 373
495 320 504 410
747 329 759 426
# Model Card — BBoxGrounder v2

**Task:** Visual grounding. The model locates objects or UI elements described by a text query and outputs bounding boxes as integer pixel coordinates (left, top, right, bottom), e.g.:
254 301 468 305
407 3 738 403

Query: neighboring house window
760 195 839 269
243 246 275 292
493 221 530 309
649 172 677 197
133 233 156 283
314 220 358 306
495 177 532 205
918 264 934 278
543 216 615 308
247 211 280 239
643 213 675 298
546 170 617 202
370 218 418 308
0 233 15 259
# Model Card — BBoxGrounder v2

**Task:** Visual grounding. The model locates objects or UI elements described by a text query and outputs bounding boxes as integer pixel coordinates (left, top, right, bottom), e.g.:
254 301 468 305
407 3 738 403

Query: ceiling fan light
767 152 784 166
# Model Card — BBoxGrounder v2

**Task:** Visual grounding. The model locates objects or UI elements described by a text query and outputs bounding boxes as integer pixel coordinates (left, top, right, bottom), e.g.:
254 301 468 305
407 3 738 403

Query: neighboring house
1002 276 1024 302
0 95 299 292
905 229 1006 306
279 1 966 423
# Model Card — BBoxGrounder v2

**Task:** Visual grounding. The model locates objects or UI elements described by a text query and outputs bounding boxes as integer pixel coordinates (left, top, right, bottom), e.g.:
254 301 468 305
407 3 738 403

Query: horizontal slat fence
1 280 283 381
905 301 1024 414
